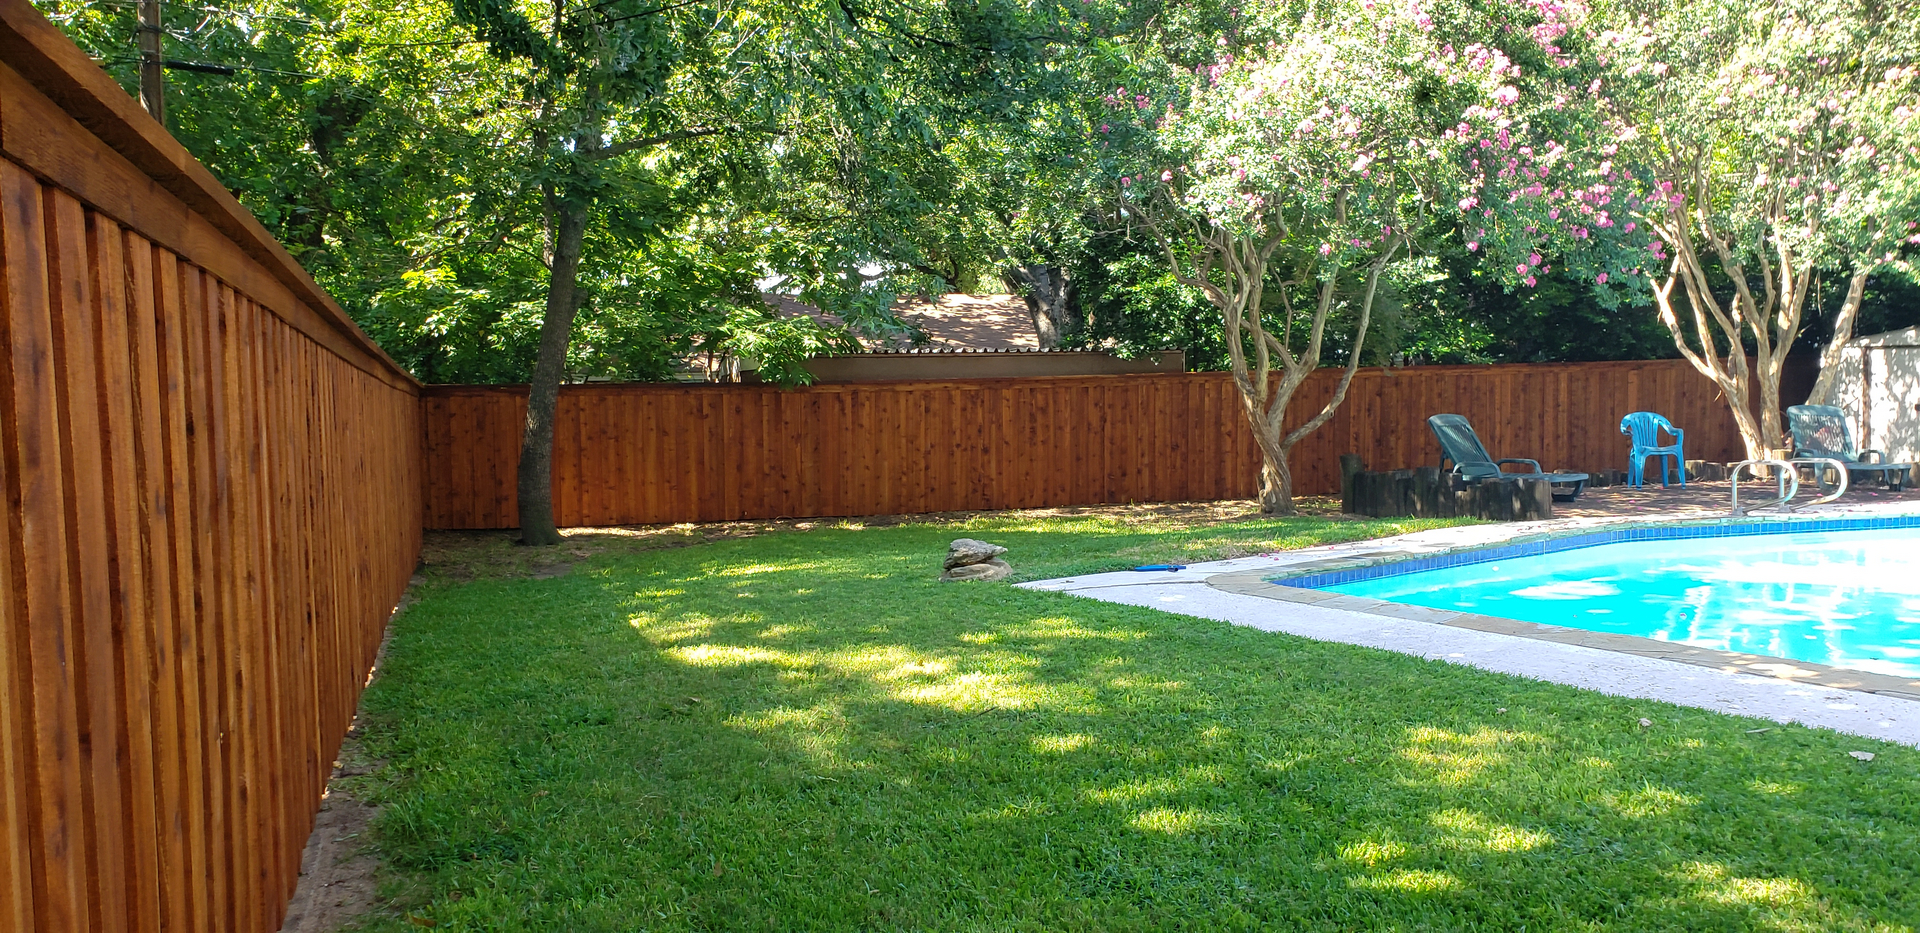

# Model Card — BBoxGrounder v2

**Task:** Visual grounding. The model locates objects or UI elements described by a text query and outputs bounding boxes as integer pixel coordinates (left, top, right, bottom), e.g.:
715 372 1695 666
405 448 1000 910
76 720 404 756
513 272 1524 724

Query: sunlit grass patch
1604 784 1701 818
1347 868 1464 894
715 560 833 577
1129 806 1242 835
998 615 1152 642
894 670 1076 712
665 643 795 667
1030 733 1097 754
1085 774 1199 804
1397 725 1540 786
1427 809 1553 853
1338 838 1411 867
1703 874 1815 910
628 613 717 643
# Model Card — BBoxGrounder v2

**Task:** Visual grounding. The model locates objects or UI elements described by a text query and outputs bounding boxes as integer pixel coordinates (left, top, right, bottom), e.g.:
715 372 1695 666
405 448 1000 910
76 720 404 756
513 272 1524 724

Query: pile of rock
941 538 1010 582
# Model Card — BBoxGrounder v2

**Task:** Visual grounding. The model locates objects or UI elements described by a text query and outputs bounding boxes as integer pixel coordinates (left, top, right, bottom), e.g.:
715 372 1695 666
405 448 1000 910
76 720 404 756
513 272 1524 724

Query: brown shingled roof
893 294 1038 350
760 292 1038 351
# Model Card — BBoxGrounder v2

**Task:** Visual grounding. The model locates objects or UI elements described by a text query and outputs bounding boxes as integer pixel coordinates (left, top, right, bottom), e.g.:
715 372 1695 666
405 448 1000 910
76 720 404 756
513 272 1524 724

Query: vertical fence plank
0 158 93 933
151 248 214 933
0 179 37 933
239 299 290 921
45 188 129 933
91 215 163 933
184 265 238 933
0 411 33 933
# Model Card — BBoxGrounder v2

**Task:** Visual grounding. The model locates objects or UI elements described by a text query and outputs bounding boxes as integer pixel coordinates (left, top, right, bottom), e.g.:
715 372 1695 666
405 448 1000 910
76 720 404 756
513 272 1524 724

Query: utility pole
137 0 163 123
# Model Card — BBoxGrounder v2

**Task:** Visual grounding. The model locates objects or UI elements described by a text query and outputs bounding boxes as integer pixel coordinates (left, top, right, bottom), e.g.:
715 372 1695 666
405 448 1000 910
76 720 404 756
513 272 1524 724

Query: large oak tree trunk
1001 265 1079 348
516 198 590 545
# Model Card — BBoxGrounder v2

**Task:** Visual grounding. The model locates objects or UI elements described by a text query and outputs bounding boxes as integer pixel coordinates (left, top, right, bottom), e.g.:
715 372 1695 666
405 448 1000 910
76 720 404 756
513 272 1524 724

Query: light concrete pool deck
1019 499 1920 748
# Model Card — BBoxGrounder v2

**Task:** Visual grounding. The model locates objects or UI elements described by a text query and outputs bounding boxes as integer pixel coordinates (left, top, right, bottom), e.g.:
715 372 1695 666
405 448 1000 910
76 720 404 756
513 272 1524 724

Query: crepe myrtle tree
1576 0 1920 454
1113 3 1567 514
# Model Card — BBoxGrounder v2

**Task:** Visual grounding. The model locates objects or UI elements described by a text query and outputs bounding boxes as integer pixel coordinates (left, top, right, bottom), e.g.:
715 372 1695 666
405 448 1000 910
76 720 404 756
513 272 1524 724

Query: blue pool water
1318 527 1920 677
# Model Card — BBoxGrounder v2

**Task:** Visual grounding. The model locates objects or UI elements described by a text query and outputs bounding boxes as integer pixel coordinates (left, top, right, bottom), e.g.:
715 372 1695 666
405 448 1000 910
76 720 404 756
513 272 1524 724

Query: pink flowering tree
1113 3 1567 513
1584 0 1920 456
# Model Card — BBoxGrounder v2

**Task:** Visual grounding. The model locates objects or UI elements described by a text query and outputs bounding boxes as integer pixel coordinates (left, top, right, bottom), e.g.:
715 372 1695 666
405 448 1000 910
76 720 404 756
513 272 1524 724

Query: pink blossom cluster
1520 0 1582 65
1405 0 1434 31
1102 86 1155 111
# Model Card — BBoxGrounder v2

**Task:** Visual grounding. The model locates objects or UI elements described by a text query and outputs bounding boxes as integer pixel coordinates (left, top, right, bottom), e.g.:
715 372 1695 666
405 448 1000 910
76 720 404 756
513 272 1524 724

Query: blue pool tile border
1274 515 1920 589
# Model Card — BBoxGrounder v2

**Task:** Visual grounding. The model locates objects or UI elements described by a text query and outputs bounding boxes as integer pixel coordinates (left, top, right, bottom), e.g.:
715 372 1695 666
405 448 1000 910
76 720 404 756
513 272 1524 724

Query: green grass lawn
355 512 1920 932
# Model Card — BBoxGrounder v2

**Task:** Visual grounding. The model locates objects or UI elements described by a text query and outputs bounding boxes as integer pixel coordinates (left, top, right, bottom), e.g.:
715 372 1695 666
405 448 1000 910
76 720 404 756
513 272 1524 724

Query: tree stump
1413 467 1443 517
1340 453 1368 514
1517 477 1553 520
1451 475 1474 518
1477 478 1515 521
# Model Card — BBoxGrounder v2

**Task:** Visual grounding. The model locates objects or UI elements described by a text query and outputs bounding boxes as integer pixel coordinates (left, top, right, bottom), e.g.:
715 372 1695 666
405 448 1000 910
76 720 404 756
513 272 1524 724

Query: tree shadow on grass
362 526 1920 932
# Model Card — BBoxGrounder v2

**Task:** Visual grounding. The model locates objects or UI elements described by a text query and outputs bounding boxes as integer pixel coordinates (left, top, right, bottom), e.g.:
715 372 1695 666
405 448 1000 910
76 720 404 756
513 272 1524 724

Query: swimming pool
1297 522 1920 678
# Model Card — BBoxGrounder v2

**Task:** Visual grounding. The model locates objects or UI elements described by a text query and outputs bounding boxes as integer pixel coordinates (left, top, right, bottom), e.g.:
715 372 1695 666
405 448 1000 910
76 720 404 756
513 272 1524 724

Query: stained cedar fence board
422 357 1808 530
0 2 423 931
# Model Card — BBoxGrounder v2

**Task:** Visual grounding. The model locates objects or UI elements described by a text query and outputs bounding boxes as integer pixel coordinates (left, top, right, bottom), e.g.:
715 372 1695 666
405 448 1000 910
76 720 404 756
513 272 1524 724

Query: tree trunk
1251 417 1294 514
1756 352 1785 453
1001 265 1079 348
1807 271 1870 406
1729 394 1768 462
516 198 590 545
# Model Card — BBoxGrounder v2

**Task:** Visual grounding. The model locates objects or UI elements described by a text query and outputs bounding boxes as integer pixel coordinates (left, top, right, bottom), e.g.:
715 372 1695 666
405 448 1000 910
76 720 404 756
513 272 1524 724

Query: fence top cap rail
420 371 1241 394
0 0 419 389
418 356 1774 396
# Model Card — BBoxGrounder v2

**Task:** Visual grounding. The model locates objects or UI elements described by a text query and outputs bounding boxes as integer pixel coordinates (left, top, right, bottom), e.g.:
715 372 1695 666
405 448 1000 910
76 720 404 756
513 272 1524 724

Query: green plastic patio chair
1427 413 1590 501
1785 404 1910 491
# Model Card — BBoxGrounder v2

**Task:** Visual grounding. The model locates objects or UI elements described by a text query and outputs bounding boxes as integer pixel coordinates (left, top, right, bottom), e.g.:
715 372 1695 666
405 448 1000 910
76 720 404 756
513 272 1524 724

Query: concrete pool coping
1020 500 1920 747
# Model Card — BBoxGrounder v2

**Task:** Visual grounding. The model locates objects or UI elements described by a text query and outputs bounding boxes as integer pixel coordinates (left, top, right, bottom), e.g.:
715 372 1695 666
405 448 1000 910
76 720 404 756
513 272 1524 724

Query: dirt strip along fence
423 356 1803 529
0 4 424 932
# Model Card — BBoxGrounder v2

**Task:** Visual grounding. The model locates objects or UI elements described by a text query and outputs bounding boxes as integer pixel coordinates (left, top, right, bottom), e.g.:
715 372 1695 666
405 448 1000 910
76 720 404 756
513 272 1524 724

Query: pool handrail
1729 459 1799 515
1786 457 1849 509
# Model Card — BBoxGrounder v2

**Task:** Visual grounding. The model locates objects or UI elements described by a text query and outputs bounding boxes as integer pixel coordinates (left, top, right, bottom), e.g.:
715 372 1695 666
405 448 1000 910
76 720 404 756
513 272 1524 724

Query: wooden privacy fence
0 5 423 933
423 356 1770 529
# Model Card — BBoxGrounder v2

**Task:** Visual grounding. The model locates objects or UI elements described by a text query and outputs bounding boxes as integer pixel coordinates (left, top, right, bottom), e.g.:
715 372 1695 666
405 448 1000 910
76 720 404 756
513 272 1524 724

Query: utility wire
163 57 234 73
106 53 320 77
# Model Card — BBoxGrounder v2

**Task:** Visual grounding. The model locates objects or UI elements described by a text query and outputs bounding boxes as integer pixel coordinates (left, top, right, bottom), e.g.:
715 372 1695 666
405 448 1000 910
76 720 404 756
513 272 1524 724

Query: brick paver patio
1556 477 1918 519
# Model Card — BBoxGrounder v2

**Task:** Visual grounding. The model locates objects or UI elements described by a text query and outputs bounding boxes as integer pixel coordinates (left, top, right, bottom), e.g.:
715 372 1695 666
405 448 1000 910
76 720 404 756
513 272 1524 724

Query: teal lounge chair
1785 404 1910 491
1620 411 1685 487
1428 413 1590 501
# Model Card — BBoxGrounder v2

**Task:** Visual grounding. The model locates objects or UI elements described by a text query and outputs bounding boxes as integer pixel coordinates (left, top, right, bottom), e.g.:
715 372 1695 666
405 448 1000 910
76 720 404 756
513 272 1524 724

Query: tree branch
593 123 783 159
1284 239 1400 448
